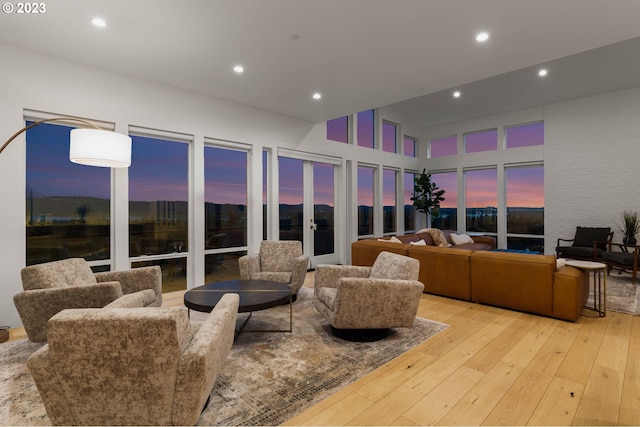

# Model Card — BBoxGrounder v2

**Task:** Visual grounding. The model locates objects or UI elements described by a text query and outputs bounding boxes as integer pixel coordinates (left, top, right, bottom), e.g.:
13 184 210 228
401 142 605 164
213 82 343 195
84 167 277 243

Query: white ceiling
1 0 640 126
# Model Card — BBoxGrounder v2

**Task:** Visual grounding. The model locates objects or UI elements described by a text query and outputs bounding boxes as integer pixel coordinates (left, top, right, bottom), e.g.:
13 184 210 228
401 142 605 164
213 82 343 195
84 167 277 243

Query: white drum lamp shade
69 128 132 168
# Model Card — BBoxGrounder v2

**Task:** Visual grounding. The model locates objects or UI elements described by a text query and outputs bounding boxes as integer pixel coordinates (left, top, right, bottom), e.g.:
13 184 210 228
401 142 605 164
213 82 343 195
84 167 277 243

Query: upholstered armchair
13 257 162 342
556 226 613 261
239 241 309 300
313 251 424 341
27 293 239 426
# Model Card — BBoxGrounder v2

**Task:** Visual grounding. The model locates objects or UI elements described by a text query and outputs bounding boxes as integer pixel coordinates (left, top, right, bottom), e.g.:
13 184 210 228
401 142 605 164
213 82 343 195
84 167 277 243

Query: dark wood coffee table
183 279 292 335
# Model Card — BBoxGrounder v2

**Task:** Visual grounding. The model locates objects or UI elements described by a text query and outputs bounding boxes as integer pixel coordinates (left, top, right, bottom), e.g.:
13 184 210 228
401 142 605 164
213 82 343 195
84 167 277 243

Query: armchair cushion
573 226 611 249
251 271 292 283
21 258 97 290
240 241 309 295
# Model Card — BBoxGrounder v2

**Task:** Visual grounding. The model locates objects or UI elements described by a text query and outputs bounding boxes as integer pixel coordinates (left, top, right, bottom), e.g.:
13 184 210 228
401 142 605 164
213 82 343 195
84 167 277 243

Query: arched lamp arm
0 117 102 156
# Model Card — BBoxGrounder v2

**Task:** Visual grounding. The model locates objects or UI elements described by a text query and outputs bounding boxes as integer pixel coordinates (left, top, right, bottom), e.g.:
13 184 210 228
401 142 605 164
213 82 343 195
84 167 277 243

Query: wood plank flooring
5 274 639 426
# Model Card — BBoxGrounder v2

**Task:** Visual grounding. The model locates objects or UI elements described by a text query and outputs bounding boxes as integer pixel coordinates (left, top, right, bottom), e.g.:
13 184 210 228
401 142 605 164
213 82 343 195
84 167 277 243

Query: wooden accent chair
556 226 613 262
602 243 639 283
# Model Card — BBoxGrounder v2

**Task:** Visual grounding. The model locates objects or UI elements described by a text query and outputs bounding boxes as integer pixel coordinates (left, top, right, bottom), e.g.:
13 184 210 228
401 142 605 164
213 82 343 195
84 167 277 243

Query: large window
383 169 397 233
506 165 544 252
465 129 497 153
357 165 375 236
465 168 497 233
430 136 457 157
326 116 349 143
382 121 398 153
404 136 417 157
404 172 416 232
357 110 375 149
430 171 457 230
279 157 303 241
26 121 111 266
506 122 544 149
129 133 189 292
204 144 248 282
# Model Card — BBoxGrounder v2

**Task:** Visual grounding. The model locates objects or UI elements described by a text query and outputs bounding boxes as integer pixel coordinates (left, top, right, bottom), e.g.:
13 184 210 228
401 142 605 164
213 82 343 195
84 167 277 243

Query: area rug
586 273 639 315
0 287 447 426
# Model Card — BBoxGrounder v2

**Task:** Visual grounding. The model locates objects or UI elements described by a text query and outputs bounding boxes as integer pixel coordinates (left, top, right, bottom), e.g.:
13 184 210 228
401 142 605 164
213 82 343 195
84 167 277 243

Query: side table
565 260 607 317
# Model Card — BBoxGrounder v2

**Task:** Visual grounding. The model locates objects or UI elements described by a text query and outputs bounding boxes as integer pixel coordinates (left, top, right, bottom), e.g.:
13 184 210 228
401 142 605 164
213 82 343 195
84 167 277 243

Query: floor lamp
0 117 131 167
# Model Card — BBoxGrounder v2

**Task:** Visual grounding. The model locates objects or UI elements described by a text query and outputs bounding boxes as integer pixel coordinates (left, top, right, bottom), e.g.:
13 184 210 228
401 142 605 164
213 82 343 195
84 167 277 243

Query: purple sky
465 129 498 153
382 122 396 153
430 135 457 157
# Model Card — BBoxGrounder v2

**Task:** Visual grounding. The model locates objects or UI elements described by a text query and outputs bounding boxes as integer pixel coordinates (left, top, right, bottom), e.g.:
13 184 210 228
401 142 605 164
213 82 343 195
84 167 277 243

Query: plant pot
623 236 637 246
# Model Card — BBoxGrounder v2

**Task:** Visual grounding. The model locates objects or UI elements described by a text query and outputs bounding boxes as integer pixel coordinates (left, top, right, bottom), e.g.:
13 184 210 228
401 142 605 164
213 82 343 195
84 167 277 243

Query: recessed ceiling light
312 92 322 100
91 17 107 28
538 68 548 77
475 32 489 42
233 65 244 74
453 91 461 98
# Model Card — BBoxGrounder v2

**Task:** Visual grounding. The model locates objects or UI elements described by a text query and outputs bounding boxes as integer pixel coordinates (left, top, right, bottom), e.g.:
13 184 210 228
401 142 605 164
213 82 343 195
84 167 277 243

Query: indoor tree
411 169 445 227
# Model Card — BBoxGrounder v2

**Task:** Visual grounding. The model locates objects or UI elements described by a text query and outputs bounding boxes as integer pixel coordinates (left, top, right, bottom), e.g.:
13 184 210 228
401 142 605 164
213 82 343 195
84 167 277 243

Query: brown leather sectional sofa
351 231 589 321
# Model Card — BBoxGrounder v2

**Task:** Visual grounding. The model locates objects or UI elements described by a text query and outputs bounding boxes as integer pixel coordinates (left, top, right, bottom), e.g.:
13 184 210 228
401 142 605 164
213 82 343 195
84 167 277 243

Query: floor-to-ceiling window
404 171 417 232
279 157 304 241
465 168 497 233
357 165 375 236
430 171 457 230
506 164 544 252
383 168 397 234
204 143 248 283
25 120 111 269
129 132 189 292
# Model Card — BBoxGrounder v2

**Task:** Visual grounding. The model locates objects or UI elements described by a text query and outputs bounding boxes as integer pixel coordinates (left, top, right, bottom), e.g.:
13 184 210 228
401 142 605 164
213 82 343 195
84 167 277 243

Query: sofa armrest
95 266 162 306
173 293 239 426
332 277 424 328
13 282 123 342
471 235 496 249
553 266 588 321
104 289 156 308
314 264 371 290
238 254 260 279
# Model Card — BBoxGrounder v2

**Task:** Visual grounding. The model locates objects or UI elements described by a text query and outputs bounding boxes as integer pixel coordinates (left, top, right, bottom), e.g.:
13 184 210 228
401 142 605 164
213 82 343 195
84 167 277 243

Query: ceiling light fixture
475 32 489 42
233 65 244 74
538 68 548 77
312 92 322 100
453 91 461 98
91 17 107 28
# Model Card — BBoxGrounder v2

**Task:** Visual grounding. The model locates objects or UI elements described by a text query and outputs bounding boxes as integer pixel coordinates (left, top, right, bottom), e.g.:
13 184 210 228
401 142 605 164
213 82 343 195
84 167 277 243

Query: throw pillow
378 236 402 243
556 258 566 269
450 233 474 245
409 239 427 246
426 228 452 247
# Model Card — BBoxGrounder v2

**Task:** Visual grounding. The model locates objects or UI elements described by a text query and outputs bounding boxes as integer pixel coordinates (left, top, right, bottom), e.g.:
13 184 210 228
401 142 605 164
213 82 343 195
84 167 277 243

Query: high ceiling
1 0 640 126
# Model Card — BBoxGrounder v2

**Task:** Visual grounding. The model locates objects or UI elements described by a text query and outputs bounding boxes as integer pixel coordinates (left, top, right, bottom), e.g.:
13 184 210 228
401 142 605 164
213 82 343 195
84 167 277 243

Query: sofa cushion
395 234 420 244
409 239 427 246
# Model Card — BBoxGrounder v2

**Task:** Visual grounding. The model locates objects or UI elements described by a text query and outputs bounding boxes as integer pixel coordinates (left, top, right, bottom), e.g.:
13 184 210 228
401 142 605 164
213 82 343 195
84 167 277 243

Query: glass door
279 157 338 268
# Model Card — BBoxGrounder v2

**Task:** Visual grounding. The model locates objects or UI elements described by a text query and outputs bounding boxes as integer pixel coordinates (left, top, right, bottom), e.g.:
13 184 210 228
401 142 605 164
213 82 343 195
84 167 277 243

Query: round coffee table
184 279 292 335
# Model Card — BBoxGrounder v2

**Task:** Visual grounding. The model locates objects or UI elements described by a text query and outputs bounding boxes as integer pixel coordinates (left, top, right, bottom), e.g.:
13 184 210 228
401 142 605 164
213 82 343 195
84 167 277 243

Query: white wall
0 43 423 327
545 87 640 253
422 86 640 254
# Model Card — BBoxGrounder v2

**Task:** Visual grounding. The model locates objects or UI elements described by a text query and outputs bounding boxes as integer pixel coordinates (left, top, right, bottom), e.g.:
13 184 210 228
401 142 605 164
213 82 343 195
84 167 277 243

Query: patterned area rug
586 273 639 315
0 287 447 426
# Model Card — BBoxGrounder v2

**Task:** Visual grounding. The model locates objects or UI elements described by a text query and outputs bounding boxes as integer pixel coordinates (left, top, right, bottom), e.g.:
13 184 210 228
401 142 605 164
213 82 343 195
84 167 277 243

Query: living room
1 1 639 425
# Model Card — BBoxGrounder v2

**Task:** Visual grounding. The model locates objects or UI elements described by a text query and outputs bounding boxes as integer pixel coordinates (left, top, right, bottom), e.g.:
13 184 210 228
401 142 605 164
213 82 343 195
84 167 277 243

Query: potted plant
618 210 640 245
411 169 445 227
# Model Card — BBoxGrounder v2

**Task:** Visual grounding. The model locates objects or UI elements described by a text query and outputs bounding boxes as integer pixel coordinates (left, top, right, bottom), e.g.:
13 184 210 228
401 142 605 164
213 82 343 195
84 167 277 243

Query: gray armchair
313 251 424 341
13 258 162 342
239 241 309 300
27 293 239 426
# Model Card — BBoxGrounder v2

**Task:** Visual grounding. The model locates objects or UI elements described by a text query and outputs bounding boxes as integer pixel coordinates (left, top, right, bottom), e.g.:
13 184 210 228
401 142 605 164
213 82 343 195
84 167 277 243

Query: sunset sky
27 120 543 216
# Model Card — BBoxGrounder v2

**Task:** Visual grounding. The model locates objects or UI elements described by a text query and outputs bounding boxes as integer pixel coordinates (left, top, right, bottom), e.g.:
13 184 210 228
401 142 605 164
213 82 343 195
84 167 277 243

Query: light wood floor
6 274 639 426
